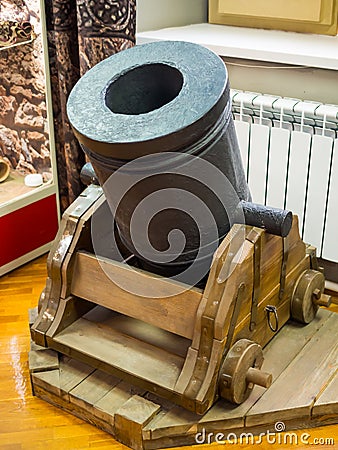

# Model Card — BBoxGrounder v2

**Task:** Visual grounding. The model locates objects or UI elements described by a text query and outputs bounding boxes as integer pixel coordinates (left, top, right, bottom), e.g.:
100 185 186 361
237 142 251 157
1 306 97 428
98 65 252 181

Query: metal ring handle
265 305 279 332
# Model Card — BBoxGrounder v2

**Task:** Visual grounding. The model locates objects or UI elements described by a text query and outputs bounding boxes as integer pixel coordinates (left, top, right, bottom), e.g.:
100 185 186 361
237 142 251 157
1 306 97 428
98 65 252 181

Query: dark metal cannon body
67 40 290 283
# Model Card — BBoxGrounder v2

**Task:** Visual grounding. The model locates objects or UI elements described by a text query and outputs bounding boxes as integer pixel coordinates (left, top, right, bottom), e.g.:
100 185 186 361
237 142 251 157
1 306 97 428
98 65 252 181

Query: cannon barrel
68 41 289 284
80 161 292 238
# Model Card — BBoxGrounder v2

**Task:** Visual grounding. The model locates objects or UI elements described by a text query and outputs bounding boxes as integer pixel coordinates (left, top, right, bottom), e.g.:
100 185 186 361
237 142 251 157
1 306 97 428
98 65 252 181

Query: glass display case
0 0 59 276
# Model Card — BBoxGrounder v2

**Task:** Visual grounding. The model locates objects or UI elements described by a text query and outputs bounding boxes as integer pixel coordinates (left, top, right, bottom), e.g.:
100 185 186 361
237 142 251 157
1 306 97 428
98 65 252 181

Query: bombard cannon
31 41 330 416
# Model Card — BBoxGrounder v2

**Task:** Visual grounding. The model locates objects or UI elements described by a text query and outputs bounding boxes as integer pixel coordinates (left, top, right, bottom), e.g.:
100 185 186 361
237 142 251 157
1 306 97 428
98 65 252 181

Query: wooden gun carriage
30 182 331 415
30 43 335 446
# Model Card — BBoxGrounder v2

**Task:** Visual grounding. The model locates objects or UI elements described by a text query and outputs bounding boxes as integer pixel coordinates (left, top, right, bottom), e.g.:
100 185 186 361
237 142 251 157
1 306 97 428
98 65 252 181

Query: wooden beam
115 396 161 450
71 251 202 339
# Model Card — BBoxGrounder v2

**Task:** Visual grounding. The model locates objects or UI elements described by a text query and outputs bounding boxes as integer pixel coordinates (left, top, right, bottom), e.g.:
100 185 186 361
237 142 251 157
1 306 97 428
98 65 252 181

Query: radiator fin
266 127 290 210
232 90 338 265
248 123 270 205
285 131 312 234
234 120 250 178
303 135 333 253
322 139 338 263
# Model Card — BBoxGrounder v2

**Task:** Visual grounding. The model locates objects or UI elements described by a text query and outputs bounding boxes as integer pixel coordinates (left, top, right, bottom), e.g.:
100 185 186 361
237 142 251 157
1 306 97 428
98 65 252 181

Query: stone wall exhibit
0 0 51 178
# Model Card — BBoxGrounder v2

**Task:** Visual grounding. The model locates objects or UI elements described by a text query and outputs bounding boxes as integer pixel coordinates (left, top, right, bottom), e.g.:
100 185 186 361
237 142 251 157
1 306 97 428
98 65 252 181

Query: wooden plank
70 217 303 346
144 415 338 450
312 372 338 417
46 296 95 339
213 240 253 341
28 306 38 327
190 224 245 348
246 312 338 426
144 309 333 440
115 395 161 450
32 384 116 437
31 355 95 400
185 224 307 411
58 356 96 400
83 306 191 359
143 392 177 412
30 340 48 352
31 370 61 397
60 193 105 299
261 309 333 379
252 217 305 307
94 381 146 423
29 312 338 449
143 405 199 440
195 339 225 405
69 369 120 412
215 219 305 341
28 348 59 373
174 348 198 394
233 255 310 349
17 249 338 450
30 217 78 346
40 215 324 420
176 226 246 406
52 316 185 391
31 185 103 346
71 251 202 339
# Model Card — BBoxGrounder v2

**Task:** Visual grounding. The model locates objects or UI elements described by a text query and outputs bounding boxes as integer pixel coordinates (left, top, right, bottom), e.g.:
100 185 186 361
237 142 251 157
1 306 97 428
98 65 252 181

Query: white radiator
231 90 338 265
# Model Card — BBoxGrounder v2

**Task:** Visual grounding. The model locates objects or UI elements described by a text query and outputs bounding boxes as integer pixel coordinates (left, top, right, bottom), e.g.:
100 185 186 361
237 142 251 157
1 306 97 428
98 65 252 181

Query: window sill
137 23 338 70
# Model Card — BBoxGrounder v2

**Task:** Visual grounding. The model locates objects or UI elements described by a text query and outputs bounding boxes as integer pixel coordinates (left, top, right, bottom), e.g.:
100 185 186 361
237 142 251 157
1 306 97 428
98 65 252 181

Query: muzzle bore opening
105 63 184 115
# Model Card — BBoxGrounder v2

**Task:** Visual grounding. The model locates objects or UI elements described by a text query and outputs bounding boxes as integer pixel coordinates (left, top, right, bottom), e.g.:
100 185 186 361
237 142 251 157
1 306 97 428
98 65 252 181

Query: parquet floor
0 255 337 450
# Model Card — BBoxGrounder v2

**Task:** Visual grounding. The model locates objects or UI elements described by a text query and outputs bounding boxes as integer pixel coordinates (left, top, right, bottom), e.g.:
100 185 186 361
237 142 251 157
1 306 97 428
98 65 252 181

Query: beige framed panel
209 0 338 36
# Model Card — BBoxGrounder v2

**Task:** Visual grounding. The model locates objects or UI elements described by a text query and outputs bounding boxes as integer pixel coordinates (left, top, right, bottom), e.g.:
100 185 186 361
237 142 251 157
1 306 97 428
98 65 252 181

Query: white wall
136 0 208 32
136 2 338 105
223 57 338 105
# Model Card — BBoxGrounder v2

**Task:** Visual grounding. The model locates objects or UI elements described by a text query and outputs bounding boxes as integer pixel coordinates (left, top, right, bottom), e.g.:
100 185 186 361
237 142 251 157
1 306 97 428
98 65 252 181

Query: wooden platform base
29 308 338 450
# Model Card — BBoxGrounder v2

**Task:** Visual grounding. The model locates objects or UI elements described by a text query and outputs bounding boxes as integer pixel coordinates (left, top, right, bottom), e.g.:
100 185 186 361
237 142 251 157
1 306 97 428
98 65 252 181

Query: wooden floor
0 255 337 450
